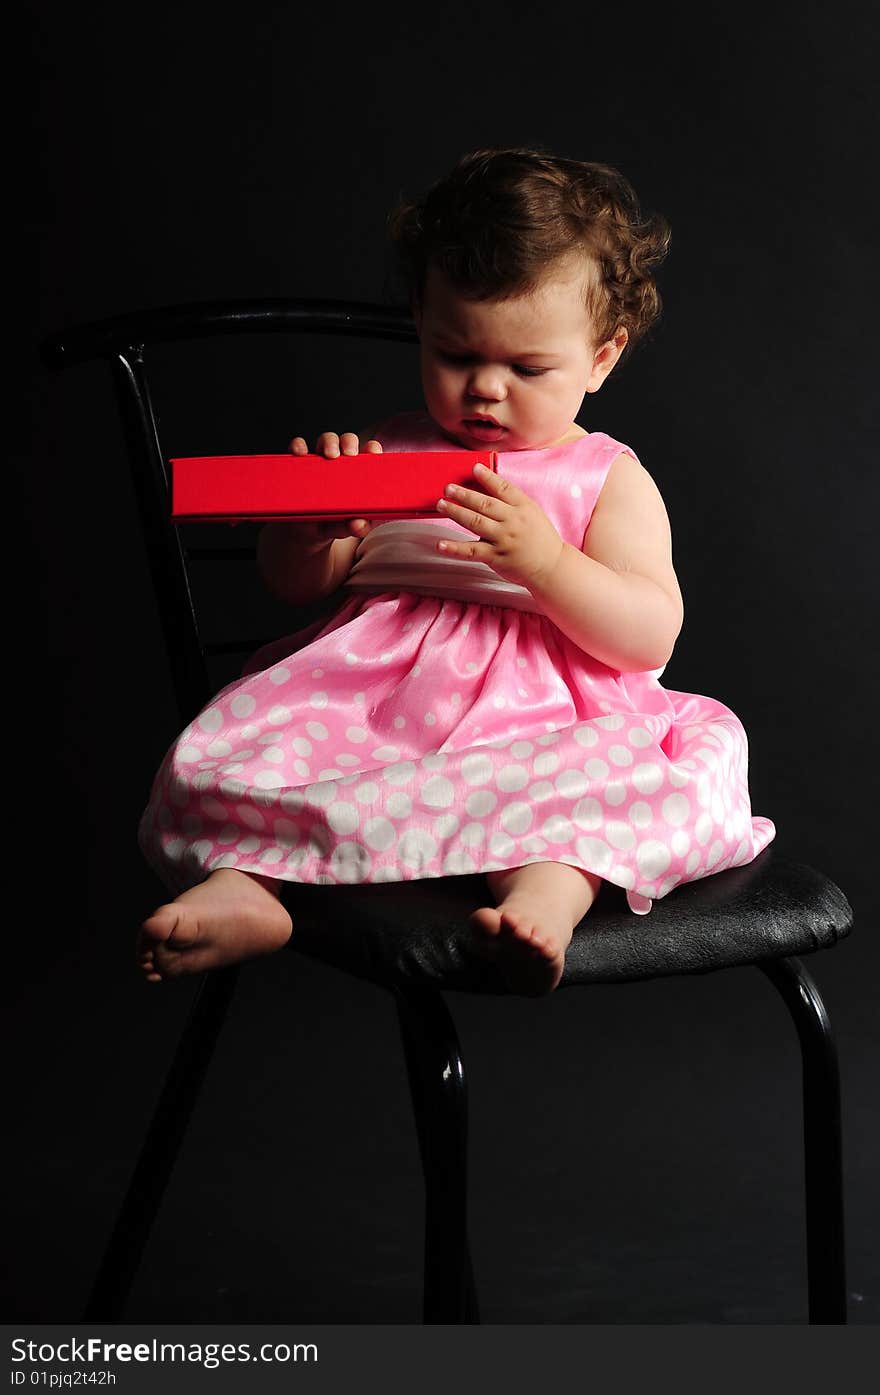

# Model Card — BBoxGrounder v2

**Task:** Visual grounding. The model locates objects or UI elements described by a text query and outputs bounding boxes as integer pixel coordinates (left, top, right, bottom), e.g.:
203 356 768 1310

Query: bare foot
138 868 292 981
470 863 600 996
471 904 572 995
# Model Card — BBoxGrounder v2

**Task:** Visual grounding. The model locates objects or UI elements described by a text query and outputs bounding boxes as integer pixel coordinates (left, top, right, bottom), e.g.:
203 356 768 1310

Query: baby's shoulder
591 443 673 534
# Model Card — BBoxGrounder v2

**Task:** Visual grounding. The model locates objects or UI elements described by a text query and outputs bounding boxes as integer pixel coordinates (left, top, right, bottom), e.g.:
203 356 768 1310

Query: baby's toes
499 910 537 945
525 932 552 961
153 937 221 979
471 907 504 938
138 947 163 983
140 903 183 947
152 942 190 979
527 923 553 951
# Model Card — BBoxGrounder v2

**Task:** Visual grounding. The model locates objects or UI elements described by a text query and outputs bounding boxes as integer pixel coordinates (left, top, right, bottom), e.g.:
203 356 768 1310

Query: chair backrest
41 300 418 720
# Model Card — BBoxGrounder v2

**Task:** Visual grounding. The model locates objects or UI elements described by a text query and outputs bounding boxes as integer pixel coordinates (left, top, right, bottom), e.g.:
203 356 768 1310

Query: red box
170 451 497 523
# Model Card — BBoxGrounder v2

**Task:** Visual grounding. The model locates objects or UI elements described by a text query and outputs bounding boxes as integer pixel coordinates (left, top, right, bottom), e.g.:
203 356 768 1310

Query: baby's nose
466 365 507 400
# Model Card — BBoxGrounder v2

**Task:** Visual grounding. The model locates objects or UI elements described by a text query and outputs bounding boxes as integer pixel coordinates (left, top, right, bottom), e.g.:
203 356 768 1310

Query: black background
13 0 879 1325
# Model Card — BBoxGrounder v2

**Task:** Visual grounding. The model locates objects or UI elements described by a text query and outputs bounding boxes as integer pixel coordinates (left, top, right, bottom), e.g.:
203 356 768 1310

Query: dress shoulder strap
497 432 639 549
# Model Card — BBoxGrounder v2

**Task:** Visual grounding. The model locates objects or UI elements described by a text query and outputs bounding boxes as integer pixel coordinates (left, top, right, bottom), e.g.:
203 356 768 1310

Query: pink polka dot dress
139 412 775 915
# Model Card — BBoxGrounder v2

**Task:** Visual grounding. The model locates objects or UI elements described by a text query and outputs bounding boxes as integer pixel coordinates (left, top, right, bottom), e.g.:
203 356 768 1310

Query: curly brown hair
389 147 671 356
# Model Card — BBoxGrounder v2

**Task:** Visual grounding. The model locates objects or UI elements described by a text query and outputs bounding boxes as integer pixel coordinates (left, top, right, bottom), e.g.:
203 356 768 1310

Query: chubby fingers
439 463 524 519
314 432 354 458
295 433 383 458
436 475 508 537
470 461 524 504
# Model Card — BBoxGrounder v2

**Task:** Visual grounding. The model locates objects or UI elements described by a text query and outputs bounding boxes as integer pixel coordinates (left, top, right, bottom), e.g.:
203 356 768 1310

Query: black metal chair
41 300 853 1325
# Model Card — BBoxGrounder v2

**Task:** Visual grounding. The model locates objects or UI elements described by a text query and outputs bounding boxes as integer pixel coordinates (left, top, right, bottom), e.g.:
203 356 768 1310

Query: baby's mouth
462 416 506 439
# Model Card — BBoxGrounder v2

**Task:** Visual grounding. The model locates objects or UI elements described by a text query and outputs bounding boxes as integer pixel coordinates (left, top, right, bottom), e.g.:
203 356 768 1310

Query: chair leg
394 986 479 1324
83 965 239 1320
758 956 847 1323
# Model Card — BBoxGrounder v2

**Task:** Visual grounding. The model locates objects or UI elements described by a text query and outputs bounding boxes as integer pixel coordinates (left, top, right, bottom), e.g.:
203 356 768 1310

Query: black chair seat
284 845 853 993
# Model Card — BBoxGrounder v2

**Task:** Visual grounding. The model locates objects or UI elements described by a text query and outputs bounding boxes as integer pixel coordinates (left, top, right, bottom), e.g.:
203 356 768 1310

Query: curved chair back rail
41 298 418 367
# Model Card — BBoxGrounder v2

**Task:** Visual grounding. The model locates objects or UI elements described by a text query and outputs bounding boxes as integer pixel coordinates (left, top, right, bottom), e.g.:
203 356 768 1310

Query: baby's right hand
287 431 383 542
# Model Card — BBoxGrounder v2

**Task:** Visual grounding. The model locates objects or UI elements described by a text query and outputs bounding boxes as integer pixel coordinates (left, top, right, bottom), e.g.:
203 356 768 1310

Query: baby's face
417 256 623 452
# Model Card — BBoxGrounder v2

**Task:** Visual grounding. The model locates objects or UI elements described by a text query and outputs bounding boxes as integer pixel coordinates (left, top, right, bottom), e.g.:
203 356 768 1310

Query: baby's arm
256 432 381 605
544 452 684 670
436 454 683 672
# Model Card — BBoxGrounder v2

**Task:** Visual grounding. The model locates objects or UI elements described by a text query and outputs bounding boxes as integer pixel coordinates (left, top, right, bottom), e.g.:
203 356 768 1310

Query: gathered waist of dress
345 519 542 613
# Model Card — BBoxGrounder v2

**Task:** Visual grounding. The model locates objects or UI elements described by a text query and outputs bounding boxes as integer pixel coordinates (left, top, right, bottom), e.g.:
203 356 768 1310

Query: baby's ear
586 327 628 393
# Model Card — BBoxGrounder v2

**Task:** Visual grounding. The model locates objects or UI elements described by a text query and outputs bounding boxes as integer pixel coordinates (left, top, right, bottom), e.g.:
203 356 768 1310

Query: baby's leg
471 862 601 996
138 868 293 982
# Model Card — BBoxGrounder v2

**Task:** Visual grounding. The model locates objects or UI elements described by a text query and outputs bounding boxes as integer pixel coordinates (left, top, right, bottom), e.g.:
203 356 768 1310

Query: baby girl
138 147 774 995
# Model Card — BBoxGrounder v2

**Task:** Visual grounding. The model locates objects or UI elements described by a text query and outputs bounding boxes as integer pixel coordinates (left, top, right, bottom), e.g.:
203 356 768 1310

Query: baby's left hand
436 464 565 591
